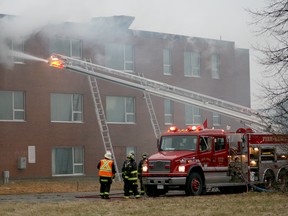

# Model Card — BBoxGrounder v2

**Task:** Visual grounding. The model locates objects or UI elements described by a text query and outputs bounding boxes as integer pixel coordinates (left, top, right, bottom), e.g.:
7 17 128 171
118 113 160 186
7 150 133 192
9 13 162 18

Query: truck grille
149 160 171 173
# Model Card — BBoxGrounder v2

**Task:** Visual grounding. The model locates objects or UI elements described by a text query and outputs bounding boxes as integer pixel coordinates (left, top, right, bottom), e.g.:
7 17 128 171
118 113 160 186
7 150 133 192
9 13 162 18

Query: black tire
144 185 163 197
263 171 275 190
185 172 203 196
277 170 288 192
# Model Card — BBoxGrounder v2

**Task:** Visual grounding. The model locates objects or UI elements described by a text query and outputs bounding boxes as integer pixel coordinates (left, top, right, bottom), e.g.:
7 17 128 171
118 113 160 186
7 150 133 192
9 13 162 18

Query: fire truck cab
142 126 288 196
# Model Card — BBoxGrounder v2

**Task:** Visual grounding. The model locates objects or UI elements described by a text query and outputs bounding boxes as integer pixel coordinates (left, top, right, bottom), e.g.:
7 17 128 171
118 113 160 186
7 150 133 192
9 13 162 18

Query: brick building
0 15 250 179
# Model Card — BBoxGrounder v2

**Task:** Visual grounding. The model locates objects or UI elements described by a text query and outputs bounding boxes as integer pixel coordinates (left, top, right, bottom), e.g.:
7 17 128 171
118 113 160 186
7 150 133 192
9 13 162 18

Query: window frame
211 53 220 79
185 104 202 125
163 48 172 75
7 39 25 64
52 146 84 176
164 99 173 125
105 43 135 72
124 45 134 72
0 90 25 121
51 93 83 123
50 37 82 58
106 96 135 124
212 112 221 126
184 51 201 77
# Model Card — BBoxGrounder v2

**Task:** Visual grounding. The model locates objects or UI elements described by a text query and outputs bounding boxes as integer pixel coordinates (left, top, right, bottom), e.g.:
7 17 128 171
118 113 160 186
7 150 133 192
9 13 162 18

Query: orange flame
48 55 65 69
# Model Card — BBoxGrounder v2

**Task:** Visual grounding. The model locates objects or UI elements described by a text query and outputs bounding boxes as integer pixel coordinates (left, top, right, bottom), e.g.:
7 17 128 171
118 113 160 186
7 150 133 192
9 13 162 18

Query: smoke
0 0 149 67
0 0 269 109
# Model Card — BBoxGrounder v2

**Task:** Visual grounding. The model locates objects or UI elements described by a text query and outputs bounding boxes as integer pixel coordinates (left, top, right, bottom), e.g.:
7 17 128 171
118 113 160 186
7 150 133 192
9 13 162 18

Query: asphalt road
0 190 191 202
0 190 125 202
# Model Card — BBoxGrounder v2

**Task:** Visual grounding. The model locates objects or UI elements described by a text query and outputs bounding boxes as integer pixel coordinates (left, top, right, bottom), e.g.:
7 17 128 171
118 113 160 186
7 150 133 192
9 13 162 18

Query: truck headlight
178 165 185 172
142 164 148 172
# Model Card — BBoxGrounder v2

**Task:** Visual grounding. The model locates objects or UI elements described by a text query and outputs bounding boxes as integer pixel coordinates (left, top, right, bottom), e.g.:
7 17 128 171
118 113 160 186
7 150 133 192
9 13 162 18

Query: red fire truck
142 126 288 196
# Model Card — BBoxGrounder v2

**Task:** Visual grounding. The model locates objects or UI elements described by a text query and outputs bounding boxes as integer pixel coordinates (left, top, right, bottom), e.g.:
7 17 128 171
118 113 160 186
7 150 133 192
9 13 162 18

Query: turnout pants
99 176 112 198
124 179 140 198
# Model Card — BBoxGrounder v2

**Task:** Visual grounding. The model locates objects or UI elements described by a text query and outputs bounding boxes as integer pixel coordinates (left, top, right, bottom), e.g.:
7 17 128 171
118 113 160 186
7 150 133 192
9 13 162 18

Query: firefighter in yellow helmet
122 151 140 198
138 152 148 195
97 151 116 199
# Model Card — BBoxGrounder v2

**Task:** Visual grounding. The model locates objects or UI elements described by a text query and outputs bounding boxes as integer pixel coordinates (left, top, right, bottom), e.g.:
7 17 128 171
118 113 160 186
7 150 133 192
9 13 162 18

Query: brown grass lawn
0 178 287 216
0 177 118 195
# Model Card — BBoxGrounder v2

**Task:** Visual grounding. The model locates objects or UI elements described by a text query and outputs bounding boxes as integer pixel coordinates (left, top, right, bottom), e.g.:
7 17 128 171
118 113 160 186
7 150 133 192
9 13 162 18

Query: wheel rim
192 177 200 192
264 174 273 189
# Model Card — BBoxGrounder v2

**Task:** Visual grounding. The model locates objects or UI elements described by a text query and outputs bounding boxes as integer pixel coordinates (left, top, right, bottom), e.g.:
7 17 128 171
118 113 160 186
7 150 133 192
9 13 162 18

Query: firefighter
138 152 148 195
122 151 140 198
97 151 116 199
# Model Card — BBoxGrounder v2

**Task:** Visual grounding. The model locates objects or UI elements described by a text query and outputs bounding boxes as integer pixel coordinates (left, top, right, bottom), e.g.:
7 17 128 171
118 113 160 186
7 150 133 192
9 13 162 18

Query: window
0 91 25 121
160 135 197 151
185 105 202 125
52 147 84 176
164 99 173 124
50 38 82 58
105 43 134 72
211 54 220 79
8 40 24 63
200 136 212 152
214 138 225 151
51 93 83 122
163 49 172 75
213 112 221 126
184 51 200 77
106 96 135 123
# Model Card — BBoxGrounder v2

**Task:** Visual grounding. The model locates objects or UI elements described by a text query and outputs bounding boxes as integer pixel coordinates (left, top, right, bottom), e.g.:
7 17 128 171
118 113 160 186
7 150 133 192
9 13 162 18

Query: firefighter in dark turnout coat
97 151 116 199
122 152 140 198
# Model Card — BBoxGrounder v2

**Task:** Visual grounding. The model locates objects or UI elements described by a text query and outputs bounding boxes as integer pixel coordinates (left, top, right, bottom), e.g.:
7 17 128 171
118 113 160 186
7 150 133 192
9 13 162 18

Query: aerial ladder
48 54 269 131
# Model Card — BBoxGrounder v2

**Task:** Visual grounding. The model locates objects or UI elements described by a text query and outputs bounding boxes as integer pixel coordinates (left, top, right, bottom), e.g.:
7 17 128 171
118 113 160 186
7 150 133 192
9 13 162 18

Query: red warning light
187 125 203 132
48 54 65 69
168 126 178 132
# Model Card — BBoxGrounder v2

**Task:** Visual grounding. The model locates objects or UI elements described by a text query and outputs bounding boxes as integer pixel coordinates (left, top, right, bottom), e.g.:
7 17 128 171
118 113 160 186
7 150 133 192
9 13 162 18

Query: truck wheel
144 185 157 197
185 172 203 196
263 170 275 190
277 170 288 192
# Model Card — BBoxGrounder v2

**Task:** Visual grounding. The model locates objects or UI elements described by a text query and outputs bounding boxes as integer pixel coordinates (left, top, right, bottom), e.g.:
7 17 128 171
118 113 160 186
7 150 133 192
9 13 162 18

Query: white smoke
0 0 269 109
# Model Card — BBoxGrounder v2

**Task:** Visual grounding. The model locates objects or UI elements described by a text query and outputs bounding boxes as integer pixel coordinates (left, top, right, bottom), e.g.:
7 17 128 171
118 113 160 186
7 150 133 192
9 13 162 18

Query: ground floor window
52 146 84 176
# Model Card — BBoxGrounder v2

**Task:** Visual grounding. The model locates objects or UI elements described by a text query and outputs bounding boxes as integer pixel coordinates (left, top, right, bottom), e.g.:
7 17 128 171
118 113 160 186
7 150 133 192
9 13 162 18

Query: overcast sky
0 0 270 108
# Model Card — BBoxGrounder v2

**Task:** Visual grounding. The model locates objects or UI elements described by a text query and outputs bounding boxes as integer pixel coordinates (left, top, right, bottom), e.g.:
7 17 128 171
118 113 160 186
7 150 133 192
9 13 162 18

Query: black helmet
127 151 135 160
142 152 148 159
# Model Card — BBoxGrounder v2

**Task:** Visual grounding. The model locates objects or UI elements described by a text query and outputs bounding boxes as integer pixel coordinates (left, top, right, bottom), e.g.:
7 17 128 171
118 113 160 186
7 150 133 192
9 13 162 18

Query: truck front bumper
142 176 186 186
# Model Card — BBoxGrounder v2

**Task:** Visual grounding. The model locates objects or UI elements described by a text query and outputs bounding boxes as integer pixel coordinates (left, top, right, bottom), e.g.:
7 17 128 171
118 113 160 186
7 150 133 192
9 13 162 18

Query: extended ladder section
85 59 121 181
51 54 269 131
138 73 162 139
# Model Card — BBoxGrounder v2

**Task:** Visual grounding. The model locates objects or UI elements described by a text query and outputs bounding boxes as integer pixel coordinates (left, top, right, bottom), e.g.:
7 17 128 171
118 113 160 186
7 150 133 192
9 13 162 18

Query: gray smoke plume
0 0 130 67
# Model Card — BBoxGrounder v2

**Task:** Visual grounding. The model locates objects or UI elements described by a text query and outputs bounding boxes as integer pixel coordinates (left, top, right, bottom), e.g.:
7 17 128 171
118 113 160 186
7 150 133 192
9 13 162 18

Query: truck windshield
160 135 197 151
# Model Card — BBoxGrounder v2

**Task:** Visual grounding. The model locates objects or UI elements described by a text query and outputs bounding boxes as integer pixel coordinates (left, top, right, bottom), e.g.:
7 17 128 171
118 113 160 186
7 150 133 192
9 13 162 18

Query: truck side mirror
157 139 160 150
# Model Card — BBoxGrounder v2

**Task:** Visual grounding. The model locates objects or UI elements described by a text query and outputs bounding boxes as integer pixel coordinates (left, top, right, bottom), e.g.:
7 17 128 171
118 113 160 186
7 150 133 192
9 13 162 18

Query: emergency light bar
168 125 204 133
